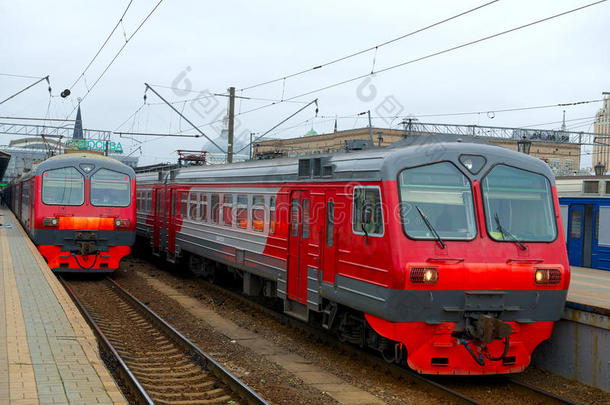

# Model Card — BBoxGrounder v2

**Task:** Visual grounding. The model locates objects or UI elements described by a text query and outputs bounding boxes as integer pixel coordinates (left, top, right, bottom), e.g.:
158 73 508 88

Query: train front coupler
454 314 512 366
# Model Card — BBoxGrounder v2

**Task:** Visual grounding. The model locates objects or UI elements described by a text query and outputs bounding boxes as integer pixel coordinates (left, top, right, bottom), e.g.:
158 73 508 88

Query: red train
136 136 569 375
8 152 136 272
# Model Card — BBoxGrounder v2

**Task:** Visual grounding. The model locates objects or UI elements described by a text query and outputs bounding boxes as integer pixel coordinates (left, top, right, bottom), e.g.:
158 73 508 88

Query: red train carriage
136 136 569 375
9 152 136 272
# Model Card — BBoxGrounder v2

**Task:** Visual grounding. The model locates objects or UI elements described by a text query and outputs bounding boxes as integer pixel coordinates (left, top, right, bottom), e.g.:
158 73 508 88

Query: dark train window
326 202 334 247
570 210 582 238
584 181 599 194
291 198 299 236
211 194 219 224
400 162 474 240
180 192 188 218
482 165 556 242
90 169 130 207
200 194 208 222
223 195 233 226
595 209 599 240
353 186 384 236
252 195 265 232
42 167 84 206
237 195 248 229
189 192 199 220
302 199 310 238
269 197 276 234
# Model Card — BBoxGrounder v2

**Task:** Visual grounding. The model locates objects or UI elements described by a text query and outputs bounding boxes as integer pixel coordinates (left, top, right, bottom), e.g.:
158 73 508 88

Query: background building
254 125 581 176
593 93 610 173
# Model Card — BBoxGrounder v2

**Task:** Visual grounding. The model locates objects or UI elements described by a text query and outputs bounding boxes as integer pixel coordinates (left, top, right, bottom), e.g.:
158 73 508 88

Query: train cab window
353 186 384 236
269 196 276 234
399 162 475 240
90 169 130 207
42 167 84 206
189 192 199 220
326 202 334 247
200 194 208 222
223 195 233 226
237 195 248 229
252 195 265 232
482 165 556 242
211 194 220 224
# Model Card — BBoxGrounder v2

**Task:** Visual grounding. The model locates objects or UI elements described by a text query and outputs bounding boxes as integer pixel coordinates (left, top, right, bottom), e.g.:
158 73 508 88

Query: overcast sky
1 0 608 166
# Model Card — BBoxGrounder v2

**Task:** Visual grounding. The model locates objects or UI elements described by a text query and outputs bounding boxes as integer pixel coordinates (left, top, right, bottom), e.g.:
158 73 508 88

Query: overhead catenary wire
275 0 607 103
237 0 500 92
69 0 134 91
0 73 45 79
67 0 164 117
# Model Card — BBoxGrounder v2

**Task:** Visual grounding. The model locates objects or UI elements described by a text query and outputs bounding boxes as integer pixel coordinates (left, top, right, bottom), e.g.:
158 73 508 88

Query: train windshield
482 165 556 242
42 167 84 205
90 169 131 207
399 162 476 240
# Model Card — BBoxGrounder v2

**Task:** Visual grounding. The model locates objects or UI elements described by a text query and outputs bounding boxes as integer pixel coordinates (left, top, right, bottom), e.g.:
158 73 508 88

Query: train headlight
410 267 438 284
534 268 561 285
43 217 59 227
114 219 130 228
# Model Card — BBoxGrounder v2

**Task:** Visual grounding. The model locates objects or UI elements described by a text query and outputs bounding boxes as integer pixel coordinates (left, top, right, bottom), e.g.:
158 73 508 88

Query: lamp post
517 136 531 154
594 161 606 176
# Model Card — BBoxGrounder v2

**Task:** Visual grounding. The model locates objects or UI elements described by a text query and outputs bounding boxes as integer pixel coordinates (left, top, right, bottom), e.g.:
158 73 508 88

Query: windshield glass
399 162 476 240
482 165 556 242
90 169 131 207
42 167 84 205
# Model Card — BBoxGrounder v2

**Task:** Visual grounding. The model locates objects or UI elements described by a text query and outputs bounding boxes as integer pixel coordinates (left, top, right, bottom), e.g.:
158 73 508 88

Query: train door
322 191 336 282
567 204 594 267
153 187 164 253
167 188 178 256
287 190 310 304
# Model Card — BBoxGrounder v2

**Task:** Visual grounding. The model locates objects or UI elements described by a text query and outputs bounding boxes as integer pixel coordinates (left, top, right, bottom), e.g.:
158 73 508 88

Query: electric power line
237 0 500 92
0 73 45 79
275 0 607 103
69 0 134 90
68 0 164 117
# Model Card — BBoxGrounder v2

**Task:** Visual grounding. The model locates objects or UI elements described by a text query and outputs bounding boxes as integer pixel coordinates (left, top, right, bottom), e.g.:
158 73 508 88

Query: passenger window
291 198 299 236
570 210 582 238
269 196 276 234
252 195 265 232
223 195 233 226
200 194 208 222
189 192 199 219
326 202 334 247
211 194 220 224
303 199 310 238
237 195 248 229
352 187 384 236
180 192 188 218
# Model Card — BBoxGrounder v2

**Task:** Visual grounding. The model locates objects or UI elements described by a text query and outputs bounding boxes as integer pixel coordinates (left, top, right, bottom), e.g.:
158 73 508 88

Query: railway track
191 276 582 405
60 276 268 405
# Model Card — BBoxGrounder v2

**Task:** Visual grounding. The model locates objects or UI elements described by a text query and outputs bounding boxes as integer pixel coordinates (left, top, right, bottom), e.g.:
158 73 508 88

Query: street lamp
517 136 531 154
594 161 606 176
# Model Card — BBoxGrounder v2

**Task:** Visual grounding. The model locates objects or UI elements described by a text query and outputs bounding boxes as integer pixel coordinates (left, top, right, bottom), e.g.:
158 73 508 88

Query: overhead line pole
236 98 318 155
144 83 226 153
227 87 235 163
0 75 49 106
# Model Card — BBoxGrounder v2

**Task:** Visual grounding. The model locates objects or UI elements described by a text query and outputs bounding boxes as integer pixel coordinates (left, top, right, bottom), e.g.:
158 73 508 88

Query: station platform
567 266 610 314
0 207 126 404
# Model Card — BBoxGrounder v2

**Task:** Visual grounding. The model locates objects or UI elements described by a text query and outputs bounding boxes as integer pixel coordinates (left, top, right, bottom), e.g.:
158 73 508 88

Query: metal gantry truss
0 122 112 141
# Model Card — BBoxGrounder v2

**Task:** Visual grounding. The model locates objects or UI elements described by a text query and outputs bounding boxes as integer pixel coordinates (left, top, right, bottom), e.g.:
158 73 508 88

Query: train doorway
567 204 594 267
287 190 310 304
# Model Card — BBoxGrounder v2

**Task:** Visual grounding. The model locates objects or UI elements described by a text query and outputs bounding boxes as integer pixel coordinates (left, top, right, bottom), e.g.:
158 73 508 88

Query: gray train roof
18 152 135 183
137 135 556 186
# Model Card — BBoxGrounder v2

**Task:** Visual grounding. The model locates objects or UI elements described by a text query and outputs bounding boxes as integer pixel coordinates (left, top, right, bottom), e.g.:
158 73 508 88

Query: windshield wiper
494 213 527 251
416 206 445 249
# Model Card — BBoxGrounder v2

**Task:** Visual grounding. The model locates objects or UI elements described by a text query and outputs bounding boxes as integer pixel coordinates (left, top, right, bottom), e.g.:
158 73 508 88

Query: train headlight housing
114 219 130 228
43 217 59 227
534 268 561 285
410 267 439 284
